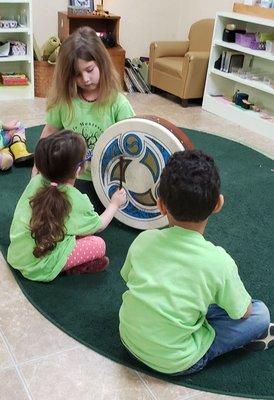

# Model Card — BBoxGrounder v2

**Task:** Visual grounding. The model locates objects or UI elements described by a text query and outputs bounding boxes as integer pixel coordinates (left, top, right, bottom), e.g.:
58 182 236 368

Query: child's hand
2 120 20 130
110 188 127 209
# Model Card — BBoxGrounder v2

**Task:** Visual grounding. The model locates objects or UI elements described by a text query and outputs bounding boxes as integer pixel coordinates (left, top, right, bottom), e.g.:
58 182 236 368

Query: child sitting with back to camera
8 131 126 282
31 26 134 183
119 150 273 375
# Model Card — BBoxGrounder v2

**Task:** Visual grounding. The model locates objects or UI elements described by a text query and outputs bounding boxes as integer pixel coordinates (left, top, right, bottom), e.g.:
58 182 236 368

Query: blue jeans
180 299 270 375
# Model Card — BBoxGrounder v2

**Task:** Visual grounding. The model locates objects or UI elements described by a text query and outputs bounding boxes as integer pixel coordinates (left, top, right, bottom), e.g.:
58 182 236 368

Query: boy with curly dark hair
119 150 273 375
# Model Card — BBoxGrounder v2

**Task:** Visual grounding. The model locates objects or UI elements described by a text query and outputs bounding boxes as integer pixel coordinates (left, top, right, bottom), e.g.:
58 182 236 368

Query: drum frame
91 116 193 230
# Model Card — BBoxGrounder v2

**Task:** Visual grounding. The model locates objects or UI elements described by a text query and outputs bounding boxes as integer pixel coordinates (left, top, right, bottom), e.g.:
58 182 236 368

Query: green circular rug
0 126 273 399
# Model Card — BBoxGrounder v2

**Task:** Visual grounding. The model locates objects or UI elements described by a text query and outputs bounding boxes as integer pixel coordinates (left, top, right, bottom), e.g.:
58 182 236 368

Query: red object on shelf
0 73 29 85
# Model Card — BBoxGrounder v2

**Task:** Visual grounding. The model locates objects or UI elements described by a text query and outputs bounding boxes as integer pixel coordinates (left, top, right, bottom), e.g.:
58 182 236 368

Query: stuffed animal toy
0 120 33 171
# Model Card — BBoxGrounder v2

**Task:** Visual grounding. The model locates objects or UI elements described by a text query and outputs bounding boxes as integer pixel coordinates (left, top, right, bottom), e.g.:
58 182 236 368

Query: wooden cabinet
0 0 34 100
58 12 125 84
202 11 274 139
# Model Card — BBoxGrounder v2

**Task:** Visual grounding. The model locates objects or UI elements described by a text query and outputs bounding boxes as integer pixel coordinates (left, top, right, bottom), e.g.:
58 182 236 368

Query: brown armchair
149 19 214 107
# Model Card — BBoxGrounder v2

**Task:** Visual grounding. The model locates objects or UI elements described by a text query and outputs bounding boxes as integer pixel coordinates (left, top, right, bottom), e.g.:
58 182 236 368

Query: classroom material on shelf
220 51 245 72
266 39 274 52
0 19 17 28
235 32 266 49
0 41 10 57
0 8 28 28
0 41 27 57
0 72 28 86
222 25 246 42
221 21 274 56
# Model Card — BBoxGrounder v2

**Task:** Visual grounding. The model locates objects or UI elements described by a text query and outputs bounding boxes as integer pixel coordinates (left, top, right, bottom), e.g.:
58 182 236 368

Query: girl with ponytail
7 131 126 281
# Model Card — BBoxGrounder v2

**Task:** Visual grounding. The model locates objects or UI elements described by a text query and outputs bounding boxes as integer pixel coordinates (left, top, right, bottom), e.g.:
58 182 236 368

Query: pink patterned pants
62 236 106 272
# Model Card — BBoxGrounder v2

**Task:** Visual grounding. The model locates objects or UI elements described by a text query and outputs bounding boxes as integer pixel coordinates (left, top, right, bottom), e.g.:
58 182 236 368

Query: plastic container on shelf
19 8 27 27
266 40 274 53
235 32 266 49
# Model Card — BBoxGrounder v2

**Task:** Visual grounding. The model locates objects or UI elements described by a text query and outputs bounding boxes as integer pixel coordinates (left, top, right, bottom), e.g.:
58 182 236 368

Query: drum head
91 117 192 230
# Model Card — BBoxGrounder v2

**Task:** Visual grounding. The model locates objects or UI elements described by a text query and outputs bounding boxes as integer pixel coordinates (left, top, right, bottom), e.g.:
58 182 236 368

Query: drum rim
137 115 194 150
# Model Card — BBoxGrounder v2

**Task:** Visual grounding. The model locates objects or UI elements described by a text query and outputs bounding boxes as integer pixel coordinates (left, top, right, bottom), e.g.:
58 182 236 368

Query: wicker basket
34 61 55 98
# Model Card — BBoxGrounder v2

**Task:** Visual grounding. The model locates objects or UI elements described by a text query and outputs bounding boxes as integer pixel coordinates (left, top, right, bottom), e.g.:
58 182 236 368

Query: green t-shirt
45 93 135 180
7 175 101 282
119 226 251 374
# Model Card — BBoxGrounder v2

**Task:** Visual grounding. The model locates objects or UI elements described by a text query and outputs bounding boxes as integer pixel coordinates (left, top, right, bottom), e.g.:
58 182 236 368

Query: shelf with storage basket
202 11 274 139
0 0 34 100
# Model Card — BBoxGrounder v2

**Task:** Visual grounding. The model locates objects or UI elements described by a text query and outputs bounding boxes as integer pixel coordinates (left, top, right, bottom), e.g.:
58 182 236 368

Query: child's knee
252 300 270 331
94 236 106 256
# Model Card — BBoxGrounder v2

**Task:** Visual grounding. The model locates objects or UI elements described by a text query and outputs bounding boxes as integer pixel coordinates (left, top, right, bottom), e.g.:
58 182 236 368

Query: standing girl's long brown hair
30 131 86 258
47 26 121 115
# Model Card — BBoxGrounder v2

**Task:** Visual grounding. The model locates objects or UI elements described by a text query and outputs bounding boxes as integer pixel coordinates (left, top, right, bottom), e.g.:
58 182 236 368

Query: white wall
33 0 235 58
104 0 180 58
33 0 180 58
178 0 235 38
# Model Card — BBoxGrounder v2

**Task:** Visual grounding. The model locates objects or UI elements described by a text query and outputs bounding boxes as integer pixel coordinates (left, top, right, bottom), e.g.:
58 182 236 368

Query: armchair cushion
154 57 185 78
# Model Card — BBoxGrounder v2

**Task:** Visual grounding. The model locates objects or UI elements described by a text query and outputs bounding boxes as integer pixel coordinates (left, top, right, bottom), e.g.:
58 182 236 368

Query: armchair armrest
185 51 210 62
150 41 189 59
183 51 210 99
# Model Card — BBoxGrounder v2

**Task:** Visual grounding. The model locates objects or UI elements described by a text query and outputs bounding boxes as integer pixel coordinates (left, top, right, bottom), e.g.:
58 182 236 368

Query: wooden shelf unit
58 12 125 84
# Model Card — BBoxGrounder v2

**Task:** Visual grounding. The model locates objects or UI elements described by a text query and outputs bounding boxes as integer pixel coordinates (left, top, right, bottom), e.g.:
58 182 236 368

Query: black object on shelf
214 55 222 70
223 29 246 43
233 91 250 109
100 33 116 48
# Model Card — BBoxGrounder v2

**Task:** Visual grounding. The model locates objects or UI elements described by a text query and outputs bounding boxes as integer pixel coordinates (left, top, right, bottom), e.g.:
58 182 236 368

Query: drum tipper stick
119 156 124 190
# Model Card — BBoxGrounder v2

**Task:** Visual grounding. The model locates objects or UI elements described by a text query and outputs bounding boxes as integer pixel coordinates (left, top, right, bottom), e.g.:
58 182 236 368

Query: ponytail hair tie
50 182 58 187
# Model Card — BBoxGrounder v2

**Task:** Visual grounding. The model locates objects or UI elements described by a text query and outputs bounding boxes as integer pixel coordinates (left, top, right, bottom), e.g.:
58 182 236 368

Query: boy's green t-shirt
7 175 101 282
119 226 251 374
45 93 135 180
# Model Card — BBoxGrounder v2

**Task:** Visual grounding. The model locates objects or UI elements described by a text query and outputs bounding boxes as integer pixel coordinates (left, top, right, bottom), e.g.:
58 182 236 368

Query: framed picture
69 0 94 9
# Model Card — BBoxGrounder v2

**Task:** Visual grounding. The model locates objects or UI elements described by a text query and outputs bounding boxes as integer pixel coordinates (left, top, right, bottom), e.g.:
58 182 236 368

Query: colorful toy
0 120 33 171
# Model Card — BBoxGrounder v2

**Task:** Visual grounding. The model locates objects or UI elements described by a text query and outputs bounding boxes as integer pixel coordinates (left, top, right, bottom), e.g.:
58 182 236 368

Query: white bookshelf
0 0 34 100
202 11 274 139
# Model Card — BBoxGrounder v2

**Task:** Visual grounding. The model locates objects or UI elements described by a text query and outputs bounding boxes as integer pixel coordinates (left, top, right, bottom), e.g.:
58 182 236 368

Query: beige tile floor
1 94 274 400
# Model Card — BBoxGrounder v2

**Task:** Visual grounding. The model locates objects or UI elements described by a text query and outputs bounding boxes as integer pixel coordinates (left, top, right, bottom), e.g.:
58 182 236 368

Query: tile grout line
136 371 212 400
135 371 158 400
0 327 33 400
16 344 82 367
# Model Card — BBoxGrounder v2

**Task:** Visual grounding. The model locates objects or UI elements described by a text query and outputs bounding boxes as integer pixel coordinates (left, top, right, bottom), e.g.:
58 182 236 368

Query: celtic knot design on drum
91 117 193 230
100 131 172 222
